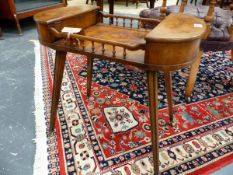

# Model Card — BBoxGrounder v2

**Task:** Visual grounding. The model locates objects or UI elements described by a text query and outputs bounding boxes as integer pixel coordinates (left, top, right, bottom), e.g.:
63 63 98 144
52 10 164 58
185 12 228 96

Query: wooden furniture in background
177 0 232 7
176 0 198 5
0 27 2 38
135 0 149 8
0 0 67 34
86 0 96 5
98 0 153 15
140 0 233 97
34 5 206 174
155 0 216 124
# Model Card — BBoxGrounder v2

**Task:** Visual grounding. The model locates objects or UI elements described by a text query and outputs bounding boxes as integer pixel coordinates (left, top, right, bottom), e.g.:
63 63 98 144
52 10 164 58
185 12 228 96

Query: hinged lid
146 13 206 42
34 5 100 24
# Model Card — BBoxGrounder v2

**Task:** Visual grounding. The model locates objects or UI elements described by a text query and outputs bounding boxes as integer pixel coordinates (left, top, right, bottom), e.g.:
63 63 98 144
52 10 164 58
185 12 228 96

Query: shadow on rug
40 46 233 175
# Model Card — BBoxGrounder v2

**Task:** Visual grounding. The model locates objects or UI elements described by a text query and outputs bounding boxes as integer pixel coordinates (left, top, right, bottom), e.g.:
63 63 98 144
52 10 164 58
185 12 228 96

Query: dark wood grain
0 0 67 34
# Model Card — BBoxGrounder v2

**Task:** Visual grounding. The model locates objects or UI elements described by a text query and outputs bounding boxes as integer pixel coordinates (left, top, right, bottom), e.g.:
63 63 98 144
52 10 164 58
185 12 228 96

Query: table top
84 23 148 49
34 5 99 24
146 13 207 42
51 23 148 66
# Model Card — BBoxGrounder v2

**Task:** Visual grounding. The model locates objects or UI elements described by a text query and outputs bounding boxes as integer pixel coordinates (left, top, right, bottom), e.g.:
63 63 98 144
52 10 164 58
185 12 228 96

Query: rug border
43 46 67 175
32 40 48 175
44 47 233 174
187 151 233 175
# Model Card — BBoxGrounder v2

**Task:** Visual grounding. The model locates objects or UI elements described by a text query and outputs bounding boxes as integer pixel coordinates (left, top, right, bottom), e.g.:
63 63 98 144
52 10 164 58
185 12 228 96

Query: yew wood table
103 0 154 15
34 5 206 174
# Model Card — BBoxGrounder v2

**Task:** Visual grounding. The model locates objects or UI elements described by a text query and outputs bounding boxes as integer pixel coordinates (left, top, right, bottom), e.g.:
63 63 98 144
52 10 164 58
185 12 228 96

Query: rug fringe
32 40 48 175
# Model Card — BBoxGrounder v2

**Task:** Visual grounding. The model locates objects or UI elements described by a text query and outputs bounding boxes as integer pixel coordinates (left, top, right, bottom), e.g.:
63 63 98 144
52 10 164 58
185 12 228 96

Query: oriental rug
36 43 233 175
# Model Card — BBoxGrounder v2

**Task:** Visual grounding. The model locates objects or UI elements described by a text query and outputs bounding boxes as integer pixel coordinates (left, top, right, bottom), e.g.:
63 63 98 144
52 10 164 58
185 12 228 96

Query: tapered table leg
87 57 93 97
0 27 2 39
147 71 159 175
231 49 233 62
50 51 67 133
164 71 174 123
185 51 203 99
231 50 233 86
13 14 22 35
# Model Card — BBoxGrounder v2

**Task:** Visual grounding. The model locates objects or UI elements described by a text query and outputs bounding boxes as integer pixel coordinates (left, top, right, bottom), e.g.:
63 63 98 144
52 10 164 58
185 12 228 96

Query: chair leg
50 51 67 133
87 57 93 97
220 0 224 8
164 71 174 124
149 0 155 8
86 0 89 4
176 0 179 5
202 0 207 5
146 71 159 175
195 0 198 5
126 0 129 6
185 51 203 99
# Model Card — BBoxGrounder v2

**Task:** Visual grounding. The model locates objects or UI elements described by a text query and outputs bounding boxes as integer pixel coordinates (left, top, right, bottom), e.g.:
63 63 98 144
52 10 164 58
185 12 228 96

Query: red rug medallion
40 46 233 175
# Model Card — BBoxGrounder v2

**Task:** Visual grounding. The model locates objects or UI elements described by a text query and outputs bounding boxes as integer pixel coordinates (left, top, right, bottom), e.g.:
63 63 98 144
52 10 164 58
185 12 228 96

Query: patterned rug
39 45 233 175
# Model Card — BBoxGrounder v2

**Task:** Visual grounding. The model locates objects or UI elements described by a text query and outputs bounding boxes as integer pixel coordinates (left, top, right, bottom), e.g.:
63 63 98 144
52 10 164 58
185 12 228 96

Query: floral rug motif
40 46 233 175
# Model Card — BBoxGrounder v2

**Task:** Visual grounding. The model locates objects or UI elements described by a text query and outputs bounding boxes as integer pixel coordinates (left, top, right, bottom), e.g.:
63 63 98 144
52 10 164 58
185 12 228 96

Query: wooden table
0 0 67 34
34 5 206 174
96 0 156 15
